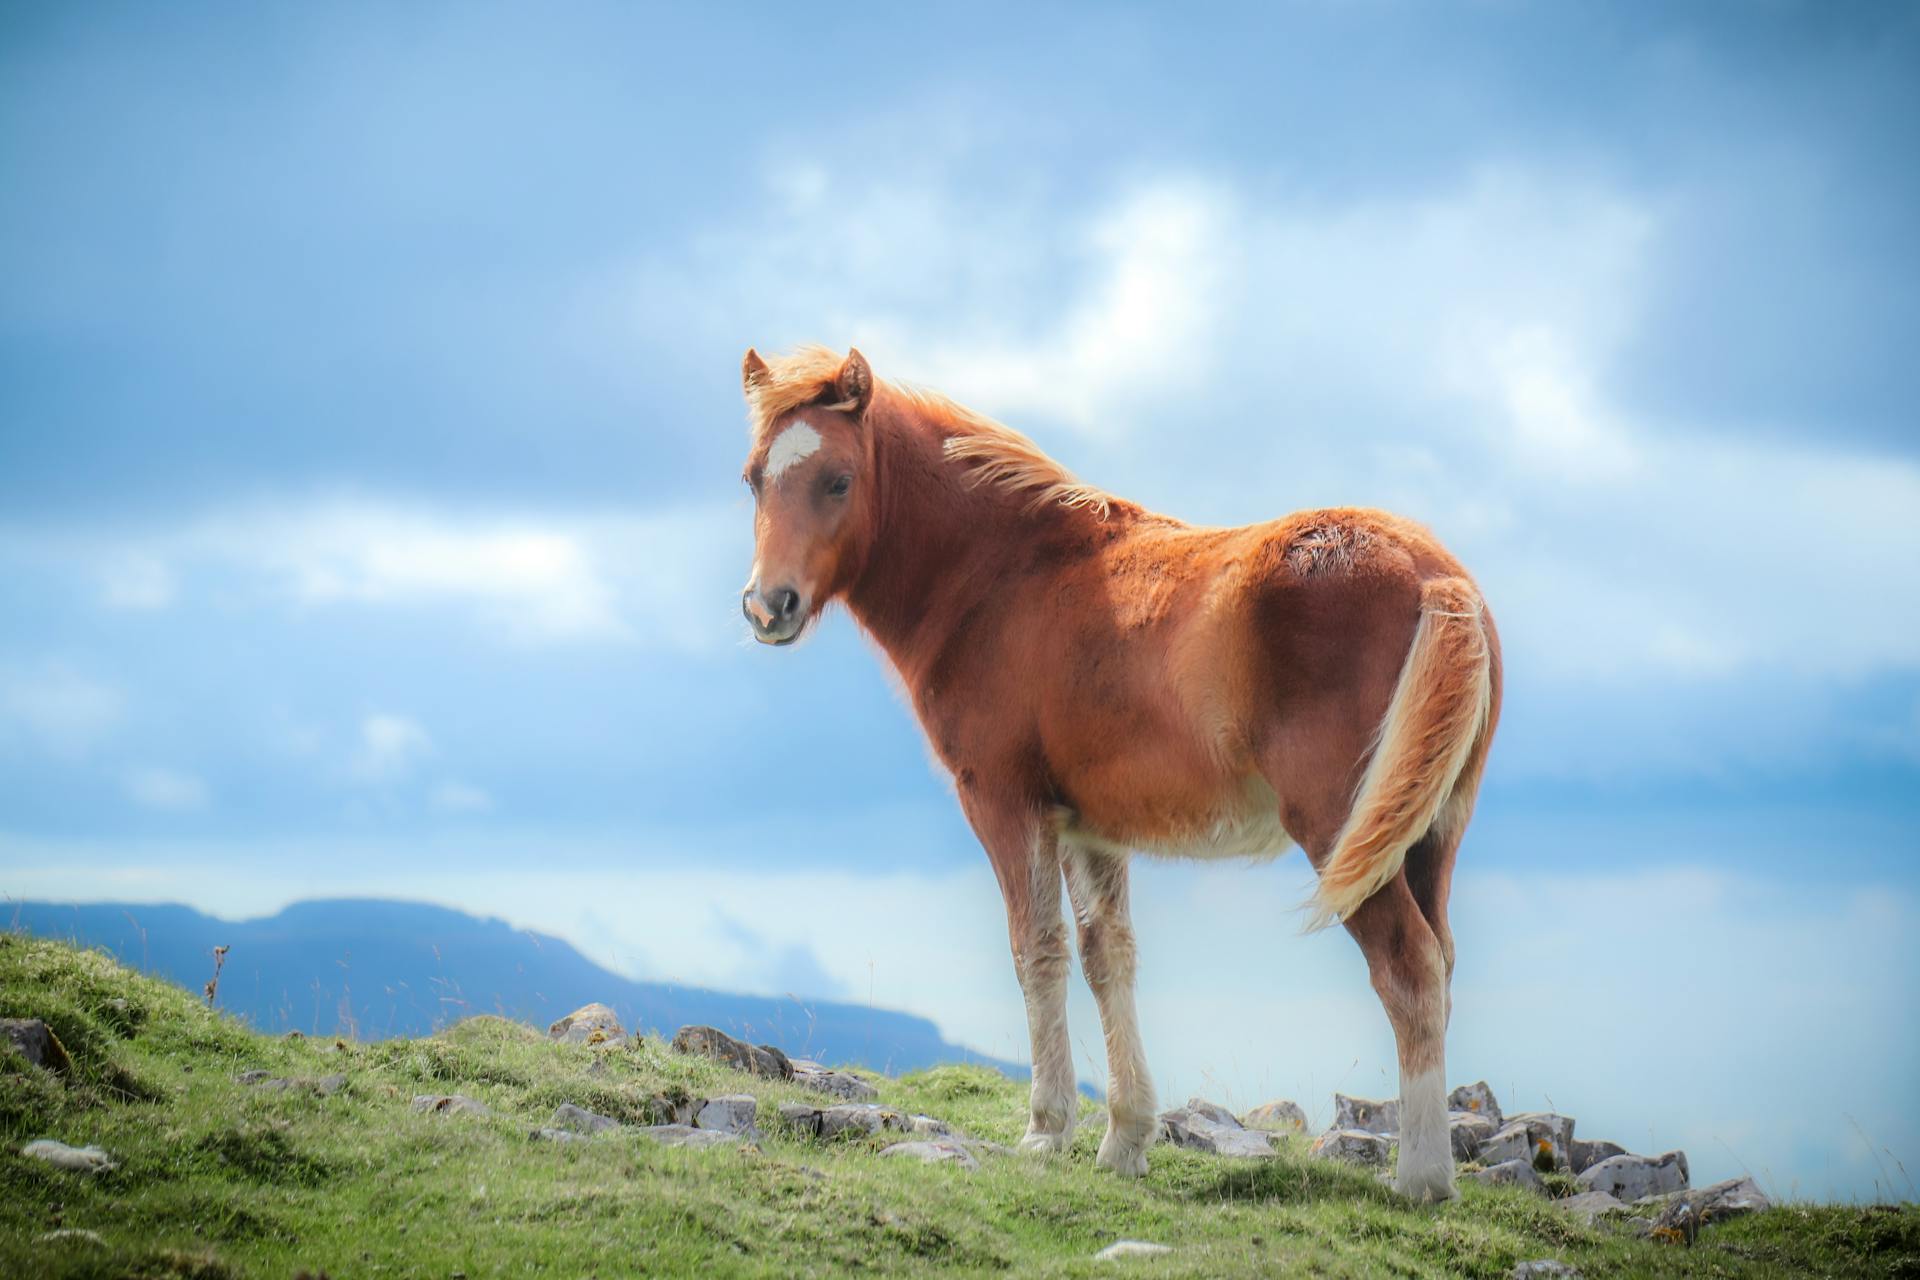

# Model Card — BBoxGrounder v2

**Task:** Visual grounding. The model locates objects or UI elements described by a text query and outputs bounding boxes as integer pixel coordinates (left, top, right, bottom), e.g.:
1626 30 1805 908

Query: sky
3 1 1917 1202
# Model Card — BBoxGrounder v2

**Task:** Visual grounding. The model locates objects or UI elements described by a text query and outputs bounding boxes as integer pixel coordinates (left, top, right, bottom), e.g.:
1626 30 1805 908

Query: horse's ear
835 348 873 418
742 348 770 393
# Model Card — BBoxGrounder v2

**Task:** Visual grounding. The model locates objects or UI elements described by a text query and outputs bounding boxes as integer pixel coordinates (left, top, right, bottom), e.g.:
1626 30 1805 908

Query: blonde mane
747 345 1115 520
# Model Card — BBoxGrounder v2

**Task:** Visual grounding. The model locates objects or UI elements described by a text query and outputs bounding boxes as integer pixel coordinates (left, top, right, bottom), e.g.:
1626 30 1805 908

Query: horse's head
738 346 876 645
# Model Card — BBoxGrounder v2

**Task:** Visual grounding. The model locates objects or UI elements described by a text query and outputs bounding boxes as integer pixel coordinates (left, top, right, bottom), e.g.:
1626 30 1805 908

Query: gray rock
548 1002 624 1044
1159 1099 1275 1157
2 1019 72 1073
1556 1190 1628 1222
1448 1081 1503 1129
549 1102 620 1135
1569 1138 1625 1174
1448 1114 1486 1163
1449 1110 1497 1144
647 1094 697 1127
1094 1241 1173 1260
791 1058 880 1102
1331 1092 1400 1135
670 1025 793 1080
1481 1115 1574 1171
411 1093 492 1118
1508 1263 1579 1280
238 1070 348 1096
1309 1128 1395 1168
314 1072 348 1096
530 1126 592 1144
880 1139 980 1170
1241 1100 1308 1134
635 1124 742 1149
20 1140 115 1173
1577 1150 1689 1201
694 1094 759 1135
1507 1113 1576 1169
1669 1175 1772 1226
1466 1158 1544 1192
234 1069 274 1085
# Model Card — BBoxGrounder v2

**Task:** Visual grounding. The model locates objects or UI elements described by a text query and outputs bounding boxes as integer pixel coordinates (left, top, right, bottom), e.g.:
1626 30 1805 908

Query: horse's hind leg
1064 841 1156 1176
1344 872 1455 1202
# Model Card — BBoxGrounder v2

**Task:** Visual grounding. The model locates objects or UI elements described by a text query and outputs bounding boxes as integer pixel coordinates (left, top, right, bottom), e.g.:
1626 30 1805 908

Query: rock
1577 1150 1689 1201
1094 1241 1173 1260
647 1094 698 1127
791 1058 880 1102
1241 1100 1308 1134
1509 1263 1579 1279
530 1126 592 1144
1556 1191 1628 1222
880 1139 980 1170
670 1025 793 1080
1507 1113 1576 1169
21 1139 116 1173
1448 1114 1485 1163
1689 1175 1772 1223
314 1072 348 1096
1331 1092 1399 1135
1466 1158 1544 1192
1159 1099 1275 1157
779 1101 953 1141
1308 1129 1394 1168
549 1102 620 1135
2 1019 73 1073
1569 1138 1625 1174
238 1070 348 1096
635 1124 742 1149
548 1002 624 1044
234 1070 274 1085
694 1094 759 1136
411 1094 492 1118
1448 1081 1503 1129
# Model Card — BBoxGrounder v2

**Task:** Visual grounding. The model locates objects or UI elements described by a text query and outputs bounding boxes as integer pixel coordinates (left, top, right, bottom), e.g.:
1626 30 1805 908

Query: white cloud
429 780 494 815
4 497 749 653
0 663 122 759
98 553 175 610
351 713 432 782
123 766 209 812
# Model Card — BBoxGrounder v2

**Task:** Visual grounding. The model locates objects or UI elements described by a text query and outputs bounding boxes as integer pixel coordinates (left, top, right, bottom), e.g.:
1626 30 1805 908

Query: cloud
123 766 209 812
3 497 748 653
428 780 494 815
350 713 432 782
0 663 122 759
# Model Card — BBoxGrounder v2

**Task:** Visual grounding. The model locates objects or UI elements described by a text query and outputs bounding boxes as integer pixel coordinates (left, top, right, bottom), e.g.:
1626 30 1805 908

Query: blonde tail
1303 577 1493 932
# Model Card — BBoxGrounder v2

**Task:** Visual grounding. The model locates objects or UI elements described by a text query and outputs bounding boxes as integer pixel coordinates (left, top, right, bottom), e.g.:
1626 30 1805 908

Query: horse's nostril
772 587 800 620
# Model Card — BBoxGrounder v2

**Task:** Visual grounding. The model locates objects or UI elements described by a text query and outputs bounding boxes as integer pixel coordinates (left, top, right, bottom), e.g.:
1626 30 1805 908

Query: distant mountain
9 898 1026 1080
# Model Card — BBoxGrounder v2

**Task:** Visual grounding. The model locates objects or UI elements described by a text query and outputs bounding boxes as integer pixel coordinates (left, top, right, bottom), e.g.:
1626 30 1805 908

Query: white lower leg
1395 1061 1455 1201
1018 923 1076 1153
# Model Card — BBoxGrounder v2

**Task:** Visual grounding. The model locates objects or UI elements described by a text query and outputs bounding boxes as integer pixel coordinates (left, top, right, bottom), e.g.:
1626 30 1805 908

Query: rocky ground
3 934 1916 1278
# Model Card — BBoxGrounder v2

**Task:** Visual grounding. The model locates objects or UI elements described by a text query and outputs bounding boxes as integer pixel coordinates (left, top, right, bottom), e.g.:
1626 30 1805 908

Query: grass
3 932 1917 1278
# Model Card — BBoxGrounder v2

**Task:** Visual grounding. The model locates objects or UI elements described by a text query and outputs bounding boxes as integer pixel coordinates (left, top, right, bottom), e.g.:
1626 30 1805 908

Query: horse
735 345 1501 1201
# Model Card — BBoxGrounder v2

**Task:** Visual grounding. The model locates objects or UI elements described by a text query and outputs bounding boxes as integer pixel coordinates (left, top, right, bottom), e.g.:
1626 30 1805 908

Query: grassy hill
2 932 1915 1278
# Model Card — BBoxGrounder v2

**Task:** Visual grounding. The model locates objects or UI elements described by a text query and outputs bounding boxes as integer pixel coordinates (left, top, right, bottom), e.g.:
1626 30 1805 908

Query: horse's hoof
1394 1173 1458 1203
1095 1136 1149 1177
1018 1130 1071 1155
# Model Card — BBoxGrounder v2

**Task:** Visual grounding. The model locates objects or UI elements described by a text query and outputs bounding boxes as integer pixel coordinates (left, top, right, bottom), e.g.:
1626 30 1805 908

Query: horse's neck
844 404 1085 674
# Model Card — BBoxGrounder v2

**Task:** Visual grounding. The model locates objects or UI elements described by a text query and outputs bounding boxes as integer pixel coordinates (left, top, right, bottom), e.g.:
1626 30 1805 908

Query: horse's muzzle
742 584 807 645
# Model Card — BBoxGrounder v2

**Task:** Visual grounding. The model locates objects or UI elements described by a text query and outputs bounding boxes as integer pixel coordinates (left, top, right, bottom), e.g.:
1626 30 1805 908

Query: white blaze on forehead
765 421 822 483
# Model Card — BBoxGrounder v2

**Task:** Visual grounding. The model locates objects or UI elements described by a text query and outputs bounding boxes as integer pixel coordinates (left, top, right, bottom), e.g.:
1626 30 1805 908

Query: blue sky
3 2 1917 1200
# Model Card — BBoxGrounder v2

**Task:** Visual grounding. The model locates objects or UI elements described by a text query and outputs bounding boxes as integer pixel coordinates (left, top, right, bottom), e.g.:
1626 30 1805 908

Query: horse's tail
1303 576 1494 932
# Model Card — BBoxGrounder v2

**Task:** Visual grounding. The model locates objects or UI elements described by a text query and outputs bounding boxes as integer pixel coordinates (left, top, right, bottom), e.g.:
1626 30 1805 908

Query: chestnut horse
737 345 1500 1201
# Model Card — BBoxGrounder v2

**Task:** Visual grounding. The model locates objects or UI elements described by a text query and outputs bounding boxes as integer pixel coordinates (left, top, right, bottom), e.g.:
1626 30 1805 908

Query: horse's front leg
1064 841 1156 1176
969 799 1077 1154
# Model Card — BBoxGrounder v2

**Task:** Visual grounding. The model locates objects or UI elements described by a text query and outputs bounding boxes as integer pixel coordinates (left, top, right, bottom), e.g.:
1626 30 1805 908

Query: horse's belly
1064 773 1294 863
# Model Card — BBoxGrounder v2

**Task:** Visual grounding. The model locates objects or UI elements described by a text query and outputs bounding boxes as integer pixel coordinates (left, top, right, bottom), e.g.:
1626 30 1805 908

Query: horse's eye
827 474 852 498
